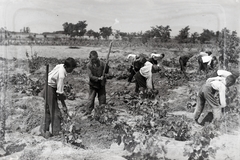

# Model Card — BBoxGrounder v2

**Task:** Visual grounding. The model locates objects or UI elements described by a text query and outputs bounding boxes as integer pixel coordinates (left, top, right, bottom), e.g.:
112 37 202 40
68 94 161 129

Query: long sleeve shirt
48 64 67 94
217 70 232 77
202 56 212 65
210 81 226 107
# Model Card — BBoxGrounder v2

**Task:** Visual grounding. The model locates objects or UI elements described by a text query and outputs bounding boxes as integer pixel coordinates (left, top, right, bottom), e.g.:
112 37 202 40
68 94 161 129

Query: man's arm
206 77 224 84
56 67 66 94
87 64 100 82
218 83 226 108
207 57 212 66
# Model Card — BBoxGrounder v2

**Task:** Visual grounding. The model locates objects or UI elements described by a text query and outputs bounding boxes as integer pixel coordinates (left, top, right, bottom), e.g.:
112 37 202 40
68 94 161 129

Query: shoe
40 131 52 139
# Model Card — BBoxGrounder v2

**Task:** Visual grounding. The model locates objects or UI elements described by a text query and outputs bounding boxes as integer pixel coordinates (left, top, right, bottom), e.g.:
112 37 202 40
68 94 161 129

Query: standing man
84 50 109 115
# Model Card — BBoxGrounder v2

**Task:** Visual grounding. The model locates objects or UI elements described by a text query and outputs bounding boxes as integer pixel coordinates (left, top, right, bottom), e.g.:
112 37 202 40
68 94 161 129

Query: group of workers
40 49 238 138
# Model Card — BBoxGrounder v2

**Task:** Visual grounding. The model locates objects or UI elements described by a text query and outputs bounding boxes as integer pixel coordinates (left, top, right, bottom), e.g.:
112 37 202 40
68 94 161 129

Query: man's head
160 53 165 59
206 51 212 56
225 75 236 87
151 53 165 60
152 65 161 73
89 50 99 64
64 57 77 73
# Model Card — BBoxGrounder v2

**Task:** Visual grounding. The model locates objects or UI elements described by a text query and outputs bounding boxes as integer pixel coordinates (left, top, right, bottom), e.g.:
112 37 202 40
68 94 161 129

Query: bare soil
0 45 240 160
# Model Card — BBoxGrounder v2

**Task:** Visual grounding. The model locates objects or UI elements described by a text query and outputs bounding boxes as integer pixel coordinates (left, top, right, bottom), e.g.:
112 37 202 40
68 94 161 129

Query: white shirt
202 56 212 65
217 70 232 77
211 81 226 107
48 64 67 94
140 61 153 89
199 52 208 57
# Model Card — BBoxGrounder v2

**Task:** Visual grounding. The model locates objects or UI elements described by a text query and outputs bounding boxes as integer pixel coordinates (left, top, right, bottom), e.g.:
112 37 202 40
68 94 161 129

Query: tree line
61 21 239 44
0 21 239 70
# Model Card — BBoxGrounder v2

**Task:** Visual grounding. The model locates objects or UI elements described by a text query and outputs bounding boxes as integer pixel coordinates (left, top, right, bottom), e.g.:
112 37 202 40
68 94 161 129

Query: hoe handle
101 41 113 86
44 64 49 132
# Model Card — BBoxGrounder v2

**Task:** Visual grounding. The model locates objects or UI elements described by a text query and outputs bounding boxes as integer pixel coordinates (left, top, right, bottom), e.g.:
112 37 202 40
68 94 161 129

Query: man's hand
98 76 104 80
57 94 66 101
62 105 67 112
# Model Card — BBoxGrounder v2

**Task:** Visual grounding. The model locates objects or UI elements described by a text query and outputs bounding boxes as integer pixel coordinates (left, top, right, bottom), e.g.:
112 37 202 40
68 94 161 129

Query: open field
0 44 240 160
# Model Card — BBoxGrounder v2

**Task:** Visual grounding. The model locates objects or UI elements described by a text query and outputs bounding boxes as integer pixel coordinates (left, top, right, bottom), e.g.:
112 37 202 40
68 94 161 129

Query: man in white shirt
40 57 77 137
134 61 161 93
193 74 236 125
206 70 232 84
198 55 217 74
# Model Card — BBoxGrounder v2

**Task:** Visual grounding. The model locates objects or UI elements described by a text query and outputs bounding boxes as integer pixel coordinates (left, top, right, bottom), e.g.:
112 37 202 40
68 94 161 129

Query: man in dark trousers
179 55 192 73
134 61 161 93
194 74 236 126
84 50 109 115
127 55 147 84
40 57 77 137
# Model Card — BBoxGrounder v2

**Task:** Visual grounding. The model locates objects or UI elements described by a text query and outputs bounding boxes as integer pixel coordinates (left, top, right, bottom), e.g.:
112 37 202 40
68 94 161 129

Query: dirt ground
0 45 240 160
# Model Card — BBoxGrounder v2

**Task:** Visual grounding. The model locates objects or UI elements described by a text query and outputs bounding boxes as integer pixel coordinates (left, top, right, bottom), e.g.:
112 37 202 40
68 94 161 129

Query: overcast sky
0 0 240 36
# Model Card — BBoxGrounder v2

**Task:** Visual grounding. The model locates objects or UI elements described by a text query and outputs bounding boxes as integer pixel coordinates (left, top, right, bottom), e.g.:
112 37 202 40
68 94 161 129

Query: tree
141 30 155 44
151 25 172 42
99 26 112 40
62 21 87 38
119 32 128 41
199 29 215 44
92 31 100 40
114 30 121 39
218 28 239 69
190 32 199 43
86 29 95 38
25 27 30 33
175 26 190 43
75 21 87 37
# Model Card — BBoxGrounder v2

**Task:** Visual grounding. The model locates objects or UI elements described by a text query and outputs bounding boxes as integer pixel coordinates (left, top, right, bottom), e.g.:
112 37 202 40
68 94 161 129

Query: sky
0 0 240 36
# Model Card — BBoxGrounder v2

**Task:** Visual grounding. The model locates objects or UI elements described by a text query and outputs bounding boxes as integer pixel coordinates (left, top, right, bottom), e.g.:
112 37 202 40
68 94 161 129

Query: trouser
194 83 221 125
87 85 106 113
134 71 147 93
128 65 136 83
40 86 62 135
179 57 187 72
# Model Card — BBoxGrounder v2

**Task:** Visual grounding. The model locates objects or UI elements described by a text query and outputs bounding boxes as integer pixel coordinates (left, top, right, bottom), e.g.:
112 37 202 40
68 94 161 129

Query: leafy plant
184 124 219 160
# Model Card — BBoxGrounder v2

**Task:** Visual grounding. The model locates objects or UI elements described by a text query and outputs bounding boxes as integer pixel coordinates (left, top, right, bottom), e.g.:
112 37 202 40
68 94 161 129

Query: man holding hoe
84 42 112 116
40 57 77 138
